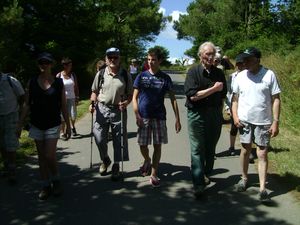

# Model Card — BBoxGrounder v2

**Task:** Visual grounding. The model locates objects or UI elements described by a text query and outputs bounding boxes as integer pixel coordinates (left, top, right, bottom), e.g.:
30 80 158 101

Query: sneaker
204 175 211 186
140 160 151 177
99 157 111 175
72 128 78 136
52 180 63 197
150 175 160 187
111 163 121 181
228 147 235 156
60 133 67 140
38 186 52 200
194 185 205 199
258 189 271 202
235 177 248 192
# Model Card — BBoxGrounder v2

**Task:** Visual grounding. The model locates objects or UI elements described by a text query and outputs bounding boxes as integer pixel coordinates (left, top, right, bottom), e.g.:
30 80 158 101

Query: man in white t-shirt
231 47 281 202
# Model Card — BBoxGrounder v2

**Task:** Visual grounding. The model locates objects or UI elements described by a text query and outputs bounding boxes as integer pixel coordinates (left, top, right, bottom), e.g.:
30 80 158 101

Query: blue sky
148 0 194 63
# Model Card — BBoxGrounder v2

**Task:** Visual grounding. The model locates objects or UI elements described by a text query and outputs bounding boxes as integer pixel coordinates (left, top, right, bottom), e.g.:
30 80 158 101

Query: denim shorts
239 121 271 147
0 112 19 152
29 125 60 140
137 118 168 146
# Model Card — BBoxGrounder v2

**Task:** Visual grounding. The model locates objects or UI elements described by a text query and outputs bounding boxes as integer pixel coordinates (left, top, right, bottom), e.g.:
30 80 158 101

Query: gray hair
198 41 216 56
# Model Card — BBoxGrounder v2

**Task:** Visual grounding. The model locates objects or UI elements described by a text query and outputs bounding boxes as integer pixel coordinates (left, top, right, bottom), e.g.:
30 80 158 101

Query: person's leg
204 108 222 175
256 146 268 191
151 144 161 177
94 105 110 162
35 140 51 184
240 143 252 179
137 118 152 176
187 109 206 190
70 99 78 135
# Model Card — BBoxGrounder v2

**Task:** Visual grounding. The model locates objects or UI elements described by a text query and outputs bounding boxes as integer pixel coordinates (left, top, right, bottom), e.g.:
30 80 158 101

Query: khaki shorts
0 112 19 152
239 121 271 147
29 125 60 140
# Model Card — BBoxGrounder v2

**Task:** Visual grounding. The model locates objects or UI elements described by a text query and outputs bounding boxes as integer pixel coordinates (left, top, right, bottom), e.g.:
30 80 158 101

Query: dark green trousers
187 106 222 188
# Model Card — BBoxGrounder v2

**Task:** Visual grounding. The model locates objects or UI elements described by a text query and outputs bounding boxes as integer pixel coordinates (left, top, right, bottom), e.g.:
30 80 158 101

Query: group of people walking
0 41 281 203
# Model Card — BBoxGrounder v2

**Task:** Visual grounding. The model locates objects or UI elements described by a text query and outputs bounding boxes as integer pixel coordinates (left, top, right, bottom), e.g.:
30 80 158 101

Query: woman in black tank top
19 52 71 200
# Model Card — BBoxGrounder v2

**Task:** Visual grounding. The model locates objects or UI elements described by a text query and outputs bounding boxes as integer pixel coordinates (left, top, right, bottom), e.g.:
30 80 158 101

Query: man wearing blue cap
89 47 133 181
231 47 281 202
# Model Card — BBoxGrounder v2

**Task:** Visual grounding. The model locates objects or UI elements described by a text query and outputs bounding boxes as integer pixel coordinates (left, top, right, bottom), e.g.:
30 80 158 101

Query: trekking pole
120 95 124 180
90 101 95 169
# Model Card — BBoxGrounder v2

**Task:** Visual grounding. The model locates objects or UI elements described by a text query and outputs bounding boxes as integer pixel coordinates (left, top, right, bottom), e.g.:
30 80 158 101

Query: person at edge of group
215 46 234 73
56 57 79 138
0 62 25 184
141 57 150 72
224 54 245 156
132 47 181 187
19 52 71 201
89 47 133 181
184 41 227 198
231 47 281 202
128 58 139 82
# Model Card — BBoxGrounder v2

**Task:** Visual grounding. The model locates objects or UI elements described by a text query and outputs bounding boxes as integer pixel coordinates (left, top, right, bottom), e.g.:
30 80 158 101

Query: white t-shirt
57 72 76 99
0 73 25 115
232 66 281 125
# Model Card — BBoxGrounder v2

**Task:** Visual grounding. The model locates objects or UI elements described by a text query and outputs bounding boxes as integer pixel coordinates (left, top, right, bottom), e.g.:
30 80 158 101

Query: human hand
269 122 279 137
175 121 181 133
213 82 223 92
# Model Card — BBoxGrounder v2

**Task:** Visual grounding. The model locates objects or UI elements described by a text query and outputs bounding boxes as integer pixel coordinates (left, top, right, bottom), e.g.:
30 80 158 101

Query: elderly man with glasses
89 47 133 181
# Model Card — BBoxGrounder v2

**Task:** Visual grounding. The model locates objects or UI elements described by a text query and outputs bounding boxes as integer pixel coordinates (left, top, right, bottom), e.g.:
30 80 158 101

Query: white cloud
159 9 187 40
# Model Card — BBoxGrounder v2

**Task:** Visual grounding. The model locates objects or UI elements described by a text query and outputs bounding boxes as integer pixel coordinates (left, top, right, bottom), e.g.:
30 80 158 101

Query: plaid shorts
137 118 168 146
0 112 19 152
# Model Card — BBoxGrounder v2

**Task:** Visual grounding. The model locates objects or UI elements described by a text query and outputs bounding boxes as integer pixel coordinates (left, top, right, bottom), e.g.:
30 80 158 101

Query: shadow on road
0 156 294 225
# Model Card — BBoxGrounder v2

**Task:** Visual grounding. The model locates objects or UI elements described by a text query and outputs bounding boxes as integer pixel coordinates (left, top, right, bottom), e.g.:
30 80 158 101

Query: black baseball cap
239 47 261 59
235 54 244 63
37 52 54 63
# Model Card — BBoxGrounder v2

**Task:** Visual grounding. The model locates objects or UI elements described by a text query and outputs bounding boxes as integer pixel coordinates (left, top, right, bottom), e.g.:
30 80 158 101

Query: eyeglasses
62 62 72 66
38 60 51 65
107 56 119 60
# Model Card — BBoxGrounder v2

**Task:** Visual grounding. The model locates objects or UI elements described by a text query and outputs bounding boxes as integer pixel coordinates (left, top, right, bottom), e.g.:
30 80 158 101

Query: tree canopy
174 0 300 58
0 0 166 85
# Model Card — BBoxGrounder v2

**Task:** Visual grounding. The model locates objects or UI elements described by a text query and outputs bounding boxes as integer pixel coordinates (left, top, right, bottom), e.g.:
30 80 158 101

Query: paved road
1 73 299 225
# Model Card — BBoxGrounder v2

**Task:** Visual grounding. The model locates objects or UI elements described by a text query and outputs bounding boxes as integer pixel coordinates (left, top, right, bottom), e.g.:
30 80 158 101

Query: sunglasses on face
62 62 72 66
107 56 119 60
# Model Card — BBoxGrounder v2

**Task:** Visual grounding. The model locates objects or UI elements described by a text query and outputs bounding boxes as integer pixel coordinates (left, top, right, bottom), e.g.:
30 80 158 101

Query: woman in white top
56 57 79 138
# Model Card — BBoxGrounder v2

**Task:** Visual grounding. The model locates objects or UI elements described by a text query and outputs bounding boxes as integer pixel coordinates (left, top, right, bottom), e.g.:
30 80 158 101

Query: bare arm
231 93 243 128
269 94 281 137
132 89 143 127
168 91 181 133
190 82 223 101
74 75 79 103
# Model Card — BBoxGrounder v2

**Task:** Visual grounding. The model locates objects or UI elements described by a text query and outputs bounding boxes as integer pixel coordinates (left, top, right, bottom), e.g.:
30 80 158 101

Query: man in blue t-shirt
132 48 181 187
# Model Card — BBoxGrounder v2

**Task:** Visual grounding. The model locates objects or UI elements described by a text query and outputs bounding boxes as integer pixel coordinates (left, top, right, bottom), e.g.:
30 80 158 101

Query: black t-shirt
29 76 63 130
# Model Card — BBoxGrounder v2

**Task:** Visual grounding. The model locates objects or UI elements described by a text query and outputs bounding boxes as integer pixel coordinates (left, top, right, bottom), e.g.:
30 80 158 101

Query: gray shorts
239 121 271 147
29 125 60 140
0 112 19 152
